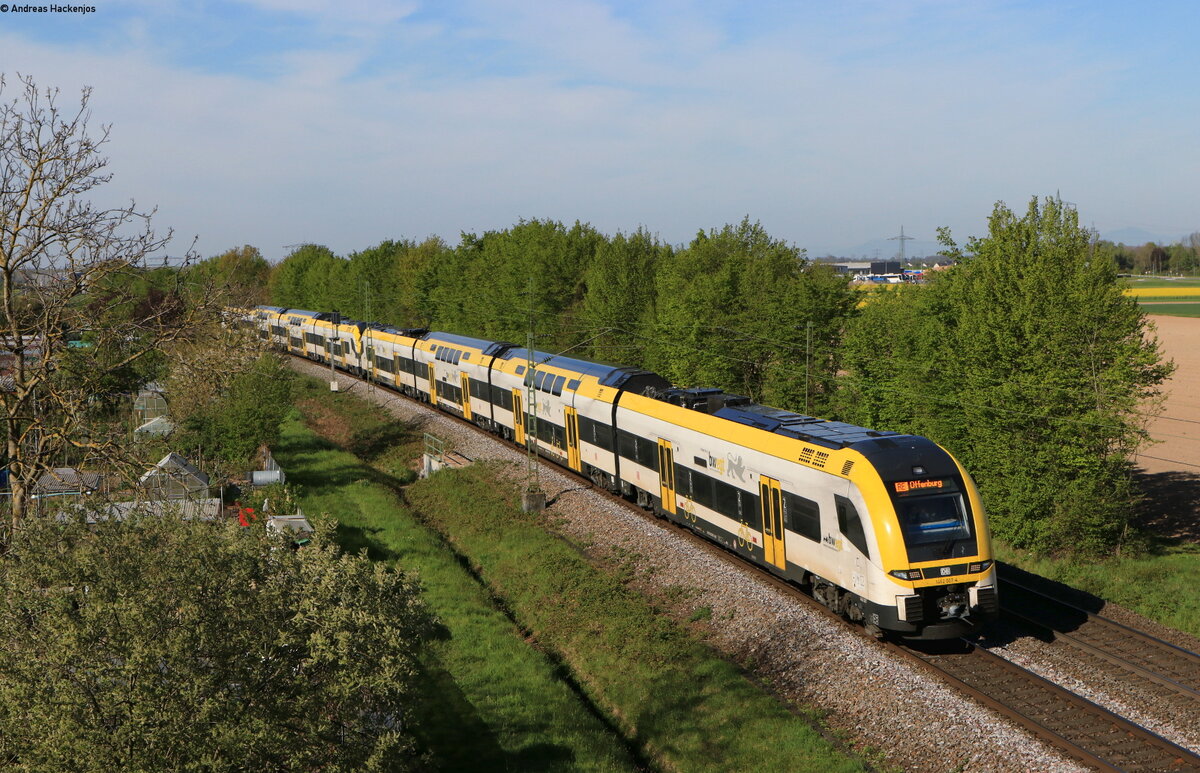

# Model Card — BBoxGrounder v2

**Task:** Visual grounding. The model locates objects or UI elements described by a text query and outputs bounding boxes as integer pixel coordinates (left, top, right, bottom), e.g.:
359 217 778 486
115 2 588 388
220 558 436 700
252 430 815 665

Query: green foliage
427 219 604 349
646 217 856 413
268 244 342 310
175 353 296 463
839 197 1173 555
187 245 271 306
0 512 435 772
578 228 669 365
240 481 301 515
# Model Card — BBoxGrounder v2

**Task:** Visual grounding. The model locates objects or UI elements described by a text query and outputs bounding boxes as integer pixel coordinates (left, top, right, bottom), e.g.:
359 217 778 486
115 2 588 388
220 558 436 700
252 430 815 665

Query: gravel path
295 360 1087 772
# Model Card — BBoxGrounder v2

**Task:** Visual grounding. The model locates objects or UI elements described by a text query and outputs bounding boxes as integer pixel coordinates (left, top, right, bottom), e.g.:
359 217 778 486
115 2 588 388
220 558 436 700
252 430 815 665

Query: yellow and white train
245 305 998 639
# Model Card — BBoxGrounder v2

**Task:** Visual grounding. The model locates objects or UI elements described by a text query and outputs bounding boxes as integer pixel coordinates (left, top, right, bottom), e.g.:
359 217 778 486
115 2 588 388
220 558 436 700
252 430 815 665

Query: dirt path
1136 316 1200 538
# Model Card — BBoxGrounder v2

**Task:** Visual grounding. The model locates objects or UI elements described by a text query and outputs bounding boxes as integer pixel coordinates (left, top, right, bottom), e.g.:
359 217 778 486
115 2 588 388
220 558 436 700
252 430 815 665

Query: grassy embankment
995 541 1200 638
275 376 863 772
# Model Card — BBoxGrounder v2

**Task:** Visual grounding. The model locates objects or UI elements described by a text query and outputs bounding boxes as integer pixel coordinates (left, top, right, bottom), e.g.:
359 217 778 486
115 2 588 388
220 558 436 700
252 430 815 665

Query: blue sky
3 0 1198 260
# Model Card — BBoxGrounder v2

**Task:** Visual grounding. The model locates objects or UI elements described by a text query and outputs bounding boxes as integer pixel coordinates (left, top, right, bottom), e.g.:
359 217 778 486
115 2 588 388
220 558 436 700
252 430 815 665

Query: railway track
291 354 1200 772
900 642 1199 772
996 569 1200 702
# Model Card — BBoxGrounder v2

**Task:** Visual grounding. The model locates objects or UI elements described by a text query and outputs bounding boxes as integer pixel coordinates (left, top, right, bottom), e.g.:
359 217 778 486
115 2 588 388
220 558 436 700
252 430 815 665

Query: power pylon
889 226 915 262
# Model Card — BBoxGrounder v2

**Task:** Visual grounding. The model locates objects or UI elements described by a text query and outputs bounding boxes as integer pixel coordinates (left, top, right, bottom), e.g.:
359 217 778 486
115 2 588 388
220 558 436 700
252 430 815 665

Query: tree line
1094 233 1200 275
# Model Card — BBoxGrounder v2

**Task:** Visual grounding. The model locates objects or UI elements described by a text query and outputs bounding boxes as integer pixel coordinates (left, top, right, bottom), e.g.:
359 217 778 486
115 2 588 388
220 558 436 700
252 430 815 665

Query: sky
2 0 1198 261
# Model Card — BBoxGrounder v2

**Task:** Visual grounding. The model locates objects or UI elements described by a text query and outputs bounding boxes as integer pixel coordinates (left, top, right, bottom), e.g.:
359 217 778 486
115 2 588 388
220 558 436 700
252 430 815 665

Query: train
238 305 998 640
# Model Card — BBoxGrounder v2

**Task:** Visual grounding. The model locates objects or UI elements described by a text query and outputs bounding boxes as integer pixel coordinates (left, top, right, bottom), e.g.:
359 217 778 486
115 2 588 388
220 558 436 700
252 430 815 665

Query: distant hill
1100 227 1187 246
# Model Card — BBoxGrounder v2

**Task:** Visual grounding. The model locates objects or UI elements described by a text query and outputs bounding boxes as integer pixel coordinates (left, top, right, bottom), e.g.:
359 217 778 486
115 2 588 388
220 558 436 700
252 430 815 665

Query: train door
564 406 581 471
323 335 332 363
429 363 437 402
759 476 786 569
657 439 676 514
512 390 525 445
366 344 376 380
460 373 472 420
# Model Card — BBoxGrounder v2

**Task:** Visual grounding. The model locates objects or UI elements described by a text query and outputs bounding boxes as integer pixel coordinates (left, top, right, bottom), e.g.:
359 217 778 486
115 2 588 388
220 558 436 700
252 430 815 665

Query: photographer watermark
1 4 98 13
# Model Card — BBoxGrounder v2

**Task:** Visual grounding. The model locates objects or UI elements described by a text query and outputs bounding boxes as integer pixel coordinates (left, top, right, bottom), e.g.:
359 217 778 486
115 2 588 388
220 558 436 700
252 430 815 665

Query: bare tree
0 74 213 536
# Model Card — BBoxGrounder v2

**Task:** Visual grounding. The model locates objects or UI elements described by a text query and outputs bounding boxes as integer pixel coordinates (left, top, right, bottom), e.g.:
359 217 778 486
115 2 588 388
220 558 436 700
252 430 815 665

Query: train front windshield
889 479 978 562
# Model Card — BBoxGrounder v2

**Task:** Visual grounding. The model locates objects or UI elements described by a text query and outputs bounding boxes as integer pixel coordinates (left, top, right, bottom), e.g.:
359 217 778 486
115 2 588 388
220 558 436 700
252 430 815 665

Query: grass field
279 376 863 772
1122 276 1200 290
275 382 639 771
1136 302 1200 318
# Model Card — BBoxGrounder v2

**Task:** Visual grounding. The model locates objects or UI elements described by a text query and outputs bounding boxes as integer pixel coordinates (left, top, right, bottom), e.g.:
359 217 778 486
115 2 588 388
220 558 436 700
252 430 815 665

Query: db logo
895 481 910 493
940 567 951 576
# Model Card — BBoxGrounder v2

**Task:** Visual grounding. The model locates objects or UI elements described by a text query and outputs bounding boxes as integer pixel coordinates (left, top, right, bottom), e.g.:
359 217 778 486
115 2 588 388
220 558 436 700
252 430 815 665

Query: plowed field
1137 315 1200 540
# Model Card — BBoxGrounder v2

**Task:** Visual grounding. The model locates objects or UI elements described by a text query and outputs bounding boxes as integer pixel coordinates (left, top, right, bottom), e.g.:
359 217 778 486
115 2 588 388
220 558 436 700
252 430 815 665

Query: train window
551 375 565 396
784 493 821 542
534 372 547 391
691 470 714 509
674 465 692 498
713 481 742 518
516 366 525 375
462 353 470 361
453 350 462 365
835 496 870 558
591 420 614 452
636 437 658 471
567 379 580 391
617 431 638 464
894 493 975 562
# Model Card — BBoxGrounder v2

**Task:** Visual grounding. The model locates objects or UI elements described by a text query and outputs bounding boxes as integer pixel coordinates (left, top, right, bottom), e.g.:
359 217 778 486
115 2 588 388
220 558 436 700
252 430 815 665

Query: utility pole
804 321 812 415
522 280 544 512
361 279 375 397
329 310 340 392
889 226 914 263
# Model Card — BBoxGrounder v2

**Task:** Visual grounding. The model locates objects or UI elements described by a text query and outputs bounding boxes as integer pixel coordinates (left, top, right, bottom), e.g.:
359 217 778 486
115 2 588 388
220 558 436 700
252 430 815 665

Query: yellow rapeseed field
1124 287 1200 298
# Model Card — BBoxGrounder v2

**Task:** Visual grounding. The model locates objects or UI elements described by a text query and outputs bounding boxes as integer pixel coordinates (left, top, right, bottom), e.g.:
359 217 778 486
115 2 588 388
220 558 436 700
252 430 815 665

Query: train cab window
835 496 870 558
784 493 821 542
894 492 976 562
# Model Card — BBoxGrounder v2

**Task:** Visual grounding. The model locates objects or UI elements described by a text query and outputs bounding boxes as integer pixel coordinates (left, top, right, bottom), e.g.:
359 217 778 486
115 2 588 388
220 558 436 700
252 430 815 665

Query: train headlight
889 569 922 581
967 560 993 574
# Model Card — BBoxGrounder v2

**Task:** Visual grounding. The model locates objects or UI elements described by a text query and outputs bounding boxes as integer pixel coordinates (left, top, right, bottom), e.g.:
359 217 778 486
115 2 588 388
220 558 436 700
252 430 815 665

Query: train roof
713 403 904 449
501 347 625 379
426 331 514 356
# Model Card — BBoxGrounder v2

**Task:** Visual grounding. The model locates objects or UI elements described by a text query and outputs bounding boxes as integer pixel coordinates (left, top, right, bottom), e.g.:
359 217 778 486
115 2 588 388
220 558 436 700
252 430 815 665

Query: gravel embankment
294 360 1088 772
